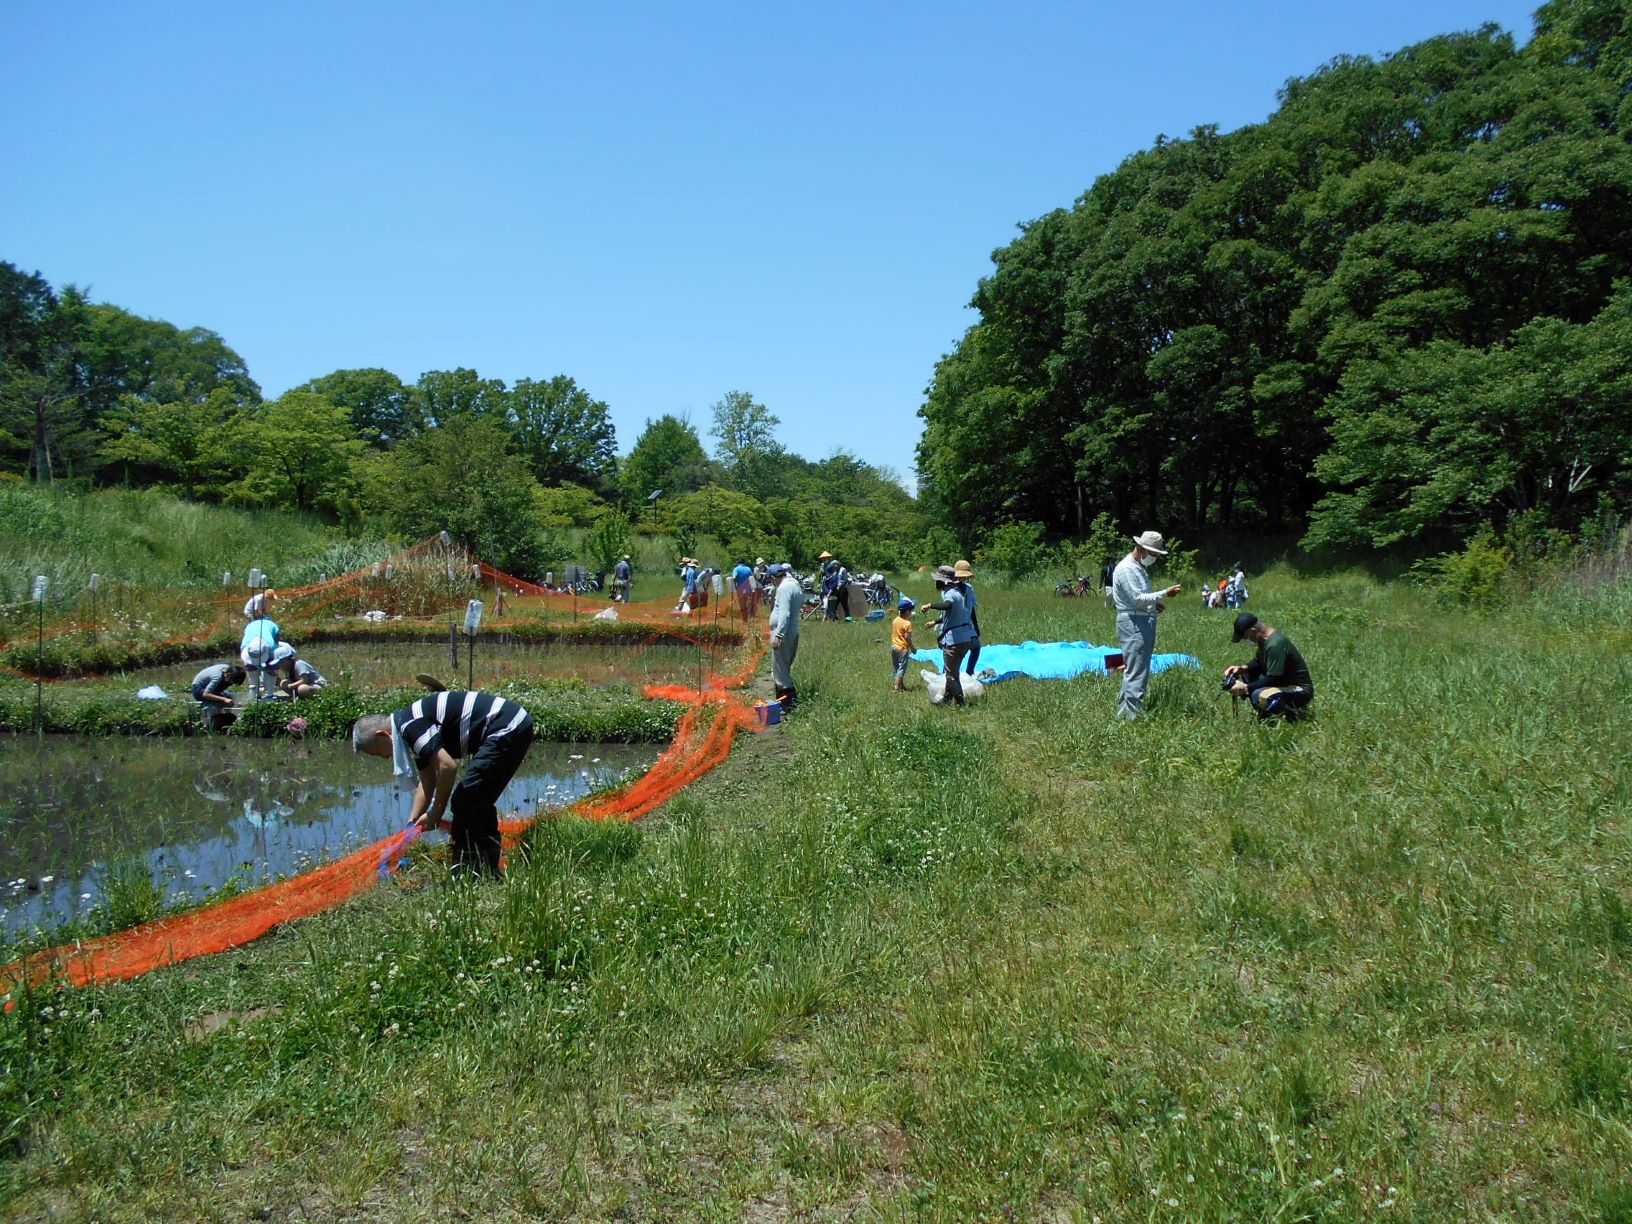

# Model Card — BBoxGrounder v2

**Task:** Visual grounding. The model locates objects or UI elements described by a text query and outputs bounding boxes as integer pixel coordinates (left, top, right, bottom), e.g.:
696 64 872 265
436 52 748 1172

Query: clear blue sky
3 1 1539 485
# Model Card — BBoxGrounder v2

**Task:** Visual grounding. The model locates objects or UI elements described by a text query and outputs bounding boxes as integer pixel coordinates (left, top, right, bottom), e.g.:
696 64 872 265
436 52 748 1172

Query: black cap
1231 612 1259 643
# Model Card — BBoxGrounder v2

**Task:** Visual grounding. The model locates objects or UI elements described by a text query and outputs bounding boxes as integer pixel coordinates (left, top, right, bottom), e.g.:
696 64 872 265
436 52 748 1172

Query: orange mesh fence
6 535 773 679
0 628 769 996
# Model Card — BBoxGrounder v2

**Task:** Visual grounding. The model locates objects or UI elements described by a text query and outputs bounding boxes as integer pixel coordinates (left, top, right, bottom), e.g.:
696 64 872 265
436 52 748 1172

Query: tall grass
0 485 384 610
2 562 1629 1219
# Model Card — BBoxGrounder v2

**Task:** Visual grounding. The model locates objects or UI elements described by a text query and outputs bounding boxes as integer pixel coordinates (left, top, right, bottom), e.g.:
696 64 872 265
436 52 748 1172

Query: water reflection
0 736 657 934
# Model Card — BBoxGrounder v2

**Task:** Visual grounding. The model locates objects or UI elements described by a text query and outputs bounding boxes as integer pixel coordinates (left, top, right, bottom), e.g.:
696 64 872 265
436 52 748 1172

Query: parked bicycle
1053 575 1095 597
861 573 896 608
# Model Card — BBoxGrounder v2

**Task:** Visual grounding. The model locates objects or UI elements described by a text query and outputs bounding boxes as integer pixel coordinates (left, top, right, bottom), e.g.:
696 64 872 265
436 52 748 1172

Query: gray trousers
1115 612 1156 720
772 633 799 689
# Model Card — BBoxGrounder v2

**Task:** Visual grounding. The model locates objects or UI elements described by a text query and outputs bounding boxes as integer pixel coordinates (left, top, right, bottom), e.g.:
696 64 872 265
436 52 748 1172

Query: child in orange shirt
891 597 916 692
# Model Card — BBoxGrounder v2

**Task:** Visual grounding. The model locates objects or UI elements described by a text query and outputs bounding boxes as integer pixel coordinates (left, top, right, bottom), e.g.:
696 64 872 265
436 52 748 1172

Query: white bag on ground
921 669 985 705
593 606 618 621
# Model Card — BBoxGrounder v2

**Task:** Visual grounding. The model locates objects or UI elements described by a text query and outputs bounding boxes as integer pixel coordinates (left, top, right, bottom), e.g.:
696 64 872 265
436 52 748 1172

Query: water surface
0 735 657 935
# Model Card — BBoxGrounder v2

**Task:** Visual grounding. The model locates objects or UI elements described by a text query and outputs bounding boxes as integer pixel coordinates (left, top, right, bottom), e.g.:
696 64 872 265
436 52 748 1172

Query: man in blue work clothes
1110 530 1183 720
612 554 632 602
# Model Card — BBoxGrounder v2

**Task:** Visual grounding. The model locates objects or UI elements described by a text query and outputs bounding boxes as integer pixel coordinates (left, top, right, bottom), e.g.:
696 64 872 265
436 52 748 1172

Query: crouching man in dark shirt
352 691 534 878
1225 613 1314 720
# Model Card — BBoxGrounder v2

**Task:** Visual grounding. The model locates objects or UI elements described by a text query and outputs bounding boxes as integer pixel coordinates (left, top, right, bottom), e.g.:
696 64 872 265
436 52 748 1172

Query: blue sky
3 1 1539 485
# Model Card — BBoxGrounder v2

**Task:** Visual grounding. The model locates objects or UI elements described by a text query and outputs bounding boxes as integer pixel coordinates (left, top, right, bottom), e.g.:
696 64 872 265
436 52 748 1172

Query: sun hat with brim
818 551 835 560
934 564 958 582
953 560 976 579
1132 530 1168 555
755 557 765 565
1231 612 1260 643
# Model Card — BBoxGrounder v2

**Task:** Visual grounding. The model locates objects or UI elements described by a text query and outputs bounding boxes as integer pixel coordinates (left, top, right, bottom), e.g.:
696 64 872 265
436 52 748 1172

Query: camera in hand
1221 673 1241 694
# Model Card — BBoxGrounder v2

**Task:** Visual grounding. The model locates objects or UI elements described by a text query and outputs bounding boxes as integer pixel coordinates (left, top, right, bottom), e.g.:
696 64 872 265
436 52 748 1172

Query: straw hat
953 559 975 579
1132 530 1168 555
818 550 835 561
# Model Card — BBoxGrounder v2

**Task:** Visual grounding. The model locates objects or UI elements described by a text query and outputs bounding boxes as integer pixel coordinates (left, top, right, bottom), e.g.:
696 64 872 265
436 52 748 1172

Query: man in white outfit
1110 530 1183 720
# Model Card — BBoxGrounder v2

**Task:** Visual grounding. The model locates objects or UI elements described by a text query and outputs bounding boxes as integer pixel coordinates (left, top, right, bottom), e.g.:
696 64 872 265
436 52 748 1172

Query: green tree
364 415 561 577
0 268 87 482
584 509 633 579
229 390 366 514
412 368 507 429
620 415 713 507
663 483 771 548
509 375 617 489
299 368 413 447
98 387 243 498
709 389 784 500
534 482 611 527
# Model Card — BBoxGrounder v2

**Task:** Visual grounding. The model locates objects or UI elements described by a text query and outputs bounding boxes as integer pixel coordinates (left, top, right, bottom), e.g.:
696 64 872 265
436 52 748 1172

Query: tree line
0 266 921 577
917 0 1632 559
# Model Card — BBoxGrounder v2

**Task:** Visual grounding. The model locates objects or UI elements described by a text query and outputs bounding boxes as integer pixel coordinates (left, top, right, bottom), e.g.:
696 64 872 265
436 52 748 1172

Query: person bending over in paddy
352 690 536 878
1224 612 1314 720
191 662 246 731
272 645 330 698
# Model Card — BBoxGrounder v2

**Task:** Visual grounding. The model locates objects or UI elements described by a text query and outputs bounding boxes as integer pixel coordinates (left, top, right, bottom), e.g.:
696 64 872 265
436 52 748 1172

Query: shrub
1411 524 1513 607
976 521 1057 582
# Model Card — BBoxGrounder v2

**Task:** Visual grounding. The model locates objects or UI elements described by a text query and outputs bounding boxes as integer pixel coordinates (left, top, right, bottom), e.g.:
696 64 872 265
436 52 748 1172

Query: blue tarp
911 640 1200 683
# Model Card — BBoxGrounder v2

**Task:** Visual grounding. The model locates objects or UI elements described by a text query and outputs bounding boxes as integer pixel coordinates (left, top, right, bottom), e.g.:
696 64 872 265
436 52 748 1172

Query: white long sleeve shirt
768 574 804 639
1111 551 1165 615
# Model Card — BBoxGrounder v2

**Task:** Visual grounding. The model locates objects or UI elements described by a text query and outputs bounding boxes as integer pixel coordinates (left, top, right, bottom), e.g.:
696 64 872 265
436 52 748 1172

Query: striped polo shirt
390 691 532 774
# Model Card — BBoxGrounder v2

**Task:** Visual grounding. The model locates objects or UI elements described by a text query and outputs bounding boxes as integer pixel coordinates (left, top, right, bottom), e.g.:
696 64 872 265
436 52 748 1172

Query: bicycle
1054 576 1094 597
861 575 896 608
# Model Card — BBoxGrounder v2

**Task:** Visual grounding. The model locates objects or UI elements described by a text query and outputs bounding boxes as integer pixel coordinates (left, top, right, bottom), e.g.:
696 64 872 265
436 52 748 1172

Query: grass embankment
4 569 1630 1219
0 679 684 742
0 485 388 610
0 616 745 680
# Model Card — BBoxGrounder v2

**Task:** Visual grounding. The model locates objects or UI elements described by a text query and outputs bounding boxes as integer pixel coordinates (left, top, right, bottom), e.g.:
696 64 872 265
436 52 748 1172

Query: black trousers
450 720 534 877
941 642 970 705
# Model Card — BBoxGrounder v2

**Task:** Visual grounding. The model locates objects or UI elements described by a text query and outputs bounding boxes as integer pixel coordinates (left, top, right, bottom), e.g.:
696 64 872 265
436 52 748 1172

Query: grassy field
3 564 1630 1221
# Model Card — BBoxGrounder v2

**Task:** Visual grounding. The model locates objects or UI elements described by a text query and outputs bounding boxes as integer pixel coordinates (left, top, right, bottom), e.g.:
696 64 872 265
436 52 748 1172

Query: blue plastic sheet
911 640 1200 683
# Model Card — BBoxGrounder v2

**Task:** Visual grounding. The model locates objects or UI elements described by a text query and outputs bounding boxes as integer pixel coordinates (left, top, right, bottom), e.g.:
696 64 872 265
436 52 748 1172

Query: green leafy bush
1411 524 1514 607
977 521 1057 582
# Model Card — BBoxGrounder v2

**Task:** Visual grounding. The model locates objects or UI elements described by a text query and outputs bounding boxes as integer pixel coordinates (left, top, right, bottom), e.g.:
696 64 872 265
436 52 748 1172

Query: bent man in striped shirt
352 691 535 878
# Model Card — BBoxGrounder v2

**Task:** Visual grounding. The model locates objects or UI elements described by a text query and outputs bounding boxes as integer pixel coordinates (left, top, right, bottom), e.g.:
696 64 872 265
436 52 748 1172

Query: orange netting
0 592 773 996
2 534 771 677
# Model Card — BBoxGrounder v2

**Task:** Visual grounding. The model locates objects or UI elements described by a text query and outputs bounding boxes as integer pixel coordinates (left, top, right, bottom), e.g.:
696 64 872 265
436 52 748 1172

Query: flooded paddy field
64 636 711 695
0 734 658 937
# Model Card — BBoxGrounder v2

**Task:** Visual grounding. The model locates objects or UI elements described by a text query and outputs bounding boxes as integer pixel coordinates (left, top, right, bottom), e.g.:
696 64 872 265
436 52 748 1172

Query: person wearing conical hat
1109 530 1182 720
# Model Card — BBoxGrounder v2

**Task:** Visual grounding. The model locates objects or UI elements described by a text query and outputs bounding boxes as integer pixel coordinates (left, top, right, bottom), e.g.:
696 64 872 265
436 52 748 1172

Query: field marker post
32 574 47 739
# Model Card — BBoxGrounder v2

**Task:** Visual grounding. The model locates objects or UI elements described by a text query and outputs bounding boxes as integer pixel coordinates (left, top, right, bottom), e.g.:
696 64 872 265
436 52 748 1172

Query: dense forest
0 270 920 576
917 0 1632 557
